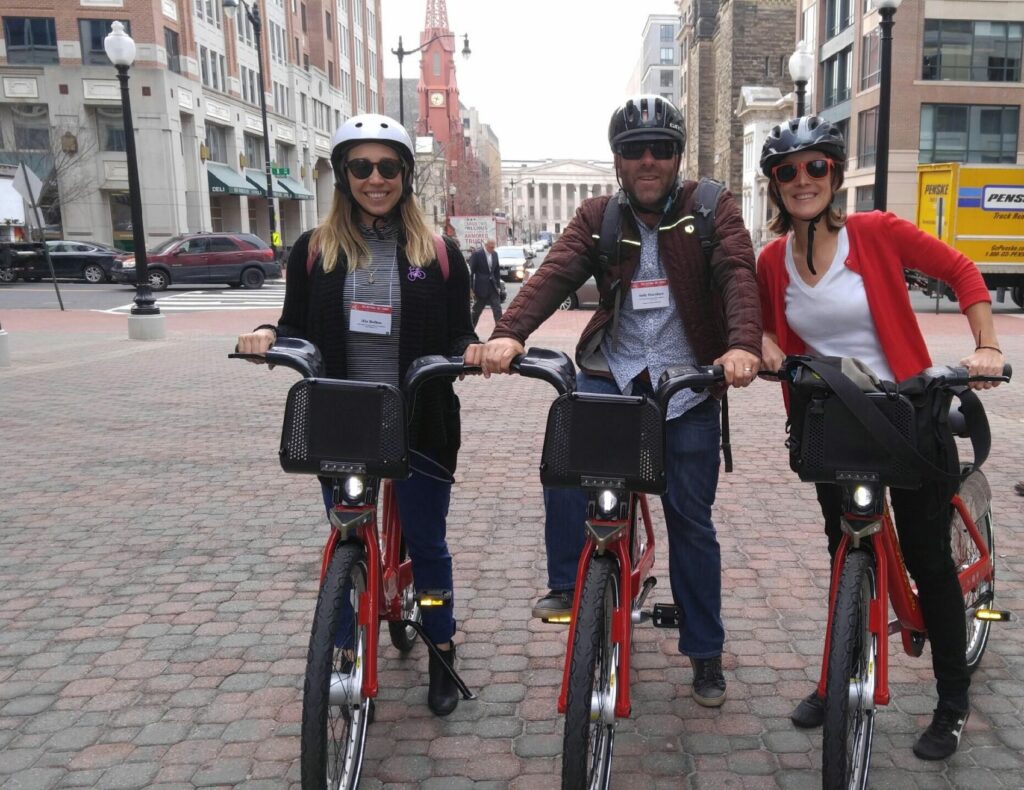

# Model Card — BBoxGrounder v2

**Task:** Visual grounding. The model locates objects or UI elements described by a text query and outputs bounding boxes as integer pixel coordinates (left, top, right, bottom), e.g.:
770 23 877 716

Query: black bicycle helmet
608 95 686 153
760 115 845 177
329 113 416 197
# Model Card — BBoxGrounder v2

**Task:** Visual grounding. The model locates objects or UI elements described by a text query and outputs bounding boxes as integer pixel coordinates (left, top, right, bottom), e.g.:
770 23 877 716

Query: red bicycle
778 356 1012 790
534 365 726 789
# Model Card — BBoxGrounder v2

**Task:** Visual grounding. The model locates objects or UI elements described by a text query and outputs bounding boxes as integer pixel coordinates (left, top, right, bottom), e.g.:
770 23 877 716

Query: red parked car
110 232 281 291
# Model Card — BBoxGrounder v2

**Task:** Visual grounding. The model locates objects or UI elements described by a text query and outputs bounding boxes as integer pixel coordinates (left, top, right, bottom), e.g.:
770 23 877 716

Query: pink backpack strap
433 233 450 282
305 241 319 276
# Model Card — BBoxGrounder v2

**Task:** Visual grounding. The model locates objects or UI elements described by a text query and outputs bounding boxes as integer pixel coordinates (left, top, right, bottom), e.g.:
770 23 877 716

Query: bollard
0 328 10 367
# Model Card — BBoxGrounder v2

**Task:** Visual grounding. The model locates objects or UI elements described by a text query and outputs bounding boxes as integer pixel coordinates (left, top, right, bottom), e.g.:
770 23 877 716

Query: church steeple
416 0 464 172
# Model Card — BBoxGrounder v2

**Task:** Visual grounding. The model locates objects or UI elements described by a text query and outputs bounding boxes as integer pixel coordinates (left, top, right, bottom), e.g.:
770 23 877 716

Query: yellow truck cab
915 163 1024 308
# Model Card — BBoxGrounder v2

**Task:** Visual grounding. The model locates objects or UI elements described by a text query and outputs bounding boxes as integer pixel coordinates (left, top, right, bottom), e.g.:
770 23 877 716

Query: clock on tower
429 91 445 107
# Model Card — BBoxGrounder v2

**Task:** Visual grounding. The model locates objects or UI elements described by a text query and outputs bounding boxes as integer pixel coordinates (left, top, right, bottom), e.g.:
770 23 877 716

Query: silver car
495 245 529 282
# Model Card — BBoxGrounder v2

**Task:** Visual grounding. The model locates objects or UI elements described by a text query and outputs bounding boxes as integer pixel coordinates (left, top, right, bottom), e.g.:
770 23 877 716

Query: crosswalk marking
102 283 285 314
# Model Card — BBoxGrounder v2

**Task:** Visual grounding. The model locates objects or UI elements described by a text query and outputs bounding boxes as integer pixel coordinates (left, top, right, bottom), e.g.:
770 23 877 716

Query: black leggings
816 481 969 711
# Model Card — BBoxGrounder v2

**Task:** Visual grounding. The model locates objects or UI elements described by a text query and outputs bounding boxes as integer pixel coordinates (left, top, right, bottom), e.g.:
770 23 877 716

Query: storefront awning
208 162 260 196
244 168 269 196
276 175 315 200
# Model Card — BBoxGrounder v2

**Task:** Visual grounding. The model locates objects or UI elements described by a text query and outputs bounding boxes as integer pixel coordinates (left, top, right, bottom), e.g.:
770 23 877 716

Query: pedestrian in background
469 239 504 327
466 95 762 708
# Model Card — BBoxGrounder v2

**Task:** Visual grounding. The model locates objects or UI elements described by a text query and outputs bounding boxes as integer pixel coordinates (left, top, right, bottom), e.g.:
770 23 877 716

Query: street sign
271 167 290 176
11 163 45 227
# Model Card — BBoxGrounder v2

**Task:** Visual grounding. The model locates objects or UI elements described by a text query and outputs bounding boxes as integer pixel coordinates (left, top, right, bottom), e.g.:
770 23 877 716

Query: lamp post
104 21 164 340
788 39 814 117
223 0 278 256
391 32 470 129
871 0 903 212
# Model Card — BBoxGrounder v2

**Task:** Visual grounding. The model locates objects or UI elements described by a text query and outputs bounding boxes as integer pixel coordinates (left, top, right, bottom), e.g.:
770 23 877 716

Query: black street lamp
391 32 470 129
223 0 278 256
104 20 163 339
872 0 903 212
788 40 813 118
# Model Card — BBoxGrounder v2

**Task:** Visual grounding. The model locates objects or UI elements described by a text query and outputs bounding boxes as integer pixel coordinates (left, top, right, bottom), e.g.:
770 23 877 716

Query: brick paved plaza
1 306 1022 789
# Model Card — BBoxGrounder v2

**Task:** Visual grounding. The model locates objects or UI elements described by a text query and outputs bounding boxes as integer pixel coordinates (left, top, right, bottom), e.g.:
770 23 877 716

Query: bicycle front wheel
301 542 372 790
822 549 876 790
562 555 618 790
951 484 995 671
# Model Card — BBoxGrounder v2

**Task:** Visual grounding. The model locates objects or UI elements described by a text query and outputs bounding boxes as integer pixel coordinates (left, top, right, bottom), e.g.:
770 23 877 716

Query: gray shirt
601 216 707 419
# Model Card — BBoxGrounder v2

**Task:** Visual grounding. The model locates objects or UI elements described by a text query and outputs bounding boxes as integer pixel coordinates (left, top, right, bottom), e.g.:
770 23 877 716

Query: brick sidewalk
0 308 1022 789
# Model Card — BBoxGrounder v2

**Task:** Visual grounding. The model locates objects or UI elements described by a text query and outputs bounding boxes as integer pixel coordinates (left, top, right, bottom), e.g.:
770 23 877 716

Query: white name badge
631 278 670 310
350 302 393 335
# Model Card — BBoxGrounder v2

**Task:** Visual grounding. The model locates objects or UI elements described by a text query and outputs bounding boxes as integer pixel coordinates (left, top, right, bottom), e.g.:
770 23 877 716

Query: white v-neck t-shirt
784 227 895 382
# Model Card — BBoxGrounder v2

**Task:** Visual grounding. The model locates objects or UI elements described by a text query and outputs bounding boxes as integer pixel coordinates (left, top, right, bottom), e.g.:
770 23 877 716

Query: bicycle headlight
852 485 873 510
343 475 365 503
597 490 619 517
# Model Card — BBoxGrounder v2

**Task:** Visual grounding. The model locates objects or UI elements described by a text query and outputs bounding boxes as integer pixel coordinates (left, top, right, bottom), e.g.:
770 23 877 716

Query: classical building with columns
502 159 617 244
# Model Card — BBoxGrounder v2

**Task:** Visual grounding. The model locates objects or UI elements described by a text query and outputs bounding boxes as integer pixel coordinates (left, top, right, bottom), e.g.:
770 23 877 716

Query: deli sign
983 185 1024 210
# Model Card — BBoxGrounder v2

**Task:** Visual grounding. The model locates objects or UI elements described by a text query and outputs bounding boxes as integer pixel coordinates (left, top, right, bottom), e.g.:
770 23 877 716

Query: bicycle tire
301 542 372 790
562 555 618 790
387 539 421 653
952 495 995 672
822 549 876 790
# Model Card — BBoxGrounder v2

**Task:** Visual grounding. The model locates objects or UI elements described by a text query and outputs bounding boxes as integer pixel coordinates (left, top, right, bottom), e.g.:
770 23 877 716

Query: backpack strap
305 234 450 282
692 177 726 272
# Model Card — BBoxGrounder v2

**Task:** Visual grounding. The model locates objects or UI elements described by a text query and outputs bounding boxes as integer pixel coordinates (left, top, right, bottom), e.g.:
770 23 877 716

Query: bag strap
949 385 991 471
305 233 450 281
692 177 725 271
801 359 967 483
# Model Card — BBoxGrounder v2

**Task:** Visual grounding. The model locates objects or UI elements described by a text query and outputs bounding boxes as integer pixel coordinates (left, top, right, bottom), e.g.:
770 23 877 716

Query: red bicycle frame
557 493 657 719
317 481 415 702
815 492 993 706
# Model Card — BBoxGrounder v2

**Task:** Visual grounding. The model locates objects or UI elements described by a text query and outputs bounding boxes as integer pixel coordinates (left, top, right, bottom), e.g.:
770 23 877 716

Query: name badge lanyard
350 254 397 335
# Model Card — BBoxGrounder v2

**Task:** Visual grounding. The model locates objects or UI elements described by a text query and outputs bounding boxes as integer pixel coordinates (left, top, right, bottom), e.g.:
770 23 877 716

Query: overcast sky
380 0 679 162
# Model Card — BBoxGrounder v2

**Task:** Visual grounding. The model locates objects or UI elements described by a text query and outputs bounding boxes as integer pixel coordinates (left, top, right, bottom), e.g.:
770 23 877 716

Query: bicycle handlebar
510 347 576 395
757 358 1012 388
655 365 725 411
229 337 323 378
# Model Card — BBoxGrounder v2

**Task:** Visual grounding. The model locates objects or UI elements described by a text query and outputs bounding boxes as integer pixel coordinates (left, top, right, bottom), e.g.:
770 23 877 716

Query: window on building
294 36 300 65
97 107 125 152
303 53 310 71
857 107 878 168
300 92 307 123
12 104 50 150
660 70 673 87
659 47 674 64
825 0 853 40
244 133 263 168
661 24 674 41
205 122 228 162
3 17 58 64
300 3 307 32
823 46 852 107
328 60 335 86
861 29 880 89
357 79 365 111
919 103 1019 162
855 185 875 212
79 19 131 65
340 69 350 101
923 20 1023 82
165 28 181 73
432 52 441 76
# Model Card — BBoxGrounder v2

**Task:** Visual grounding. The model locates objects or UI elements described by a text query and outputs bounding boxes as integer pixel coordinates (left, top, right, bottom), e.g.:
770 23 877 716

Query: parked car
524 261 599 311
495 245 529 282
0 241 46 283
110 232 280 291
41 240 127 283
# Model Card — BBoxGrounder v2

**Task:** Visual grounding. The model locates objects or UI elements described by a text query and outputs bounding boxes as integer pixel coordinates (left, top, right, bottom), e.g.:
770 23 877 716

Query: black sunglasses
771 158 833 184
345 157 403 180
616 140 679 161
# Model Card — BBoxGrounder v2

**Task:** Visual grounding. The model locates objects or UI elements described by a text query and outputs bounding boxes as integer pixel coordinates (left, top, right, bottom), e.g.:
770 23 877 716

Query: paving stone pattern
0 308 1022 789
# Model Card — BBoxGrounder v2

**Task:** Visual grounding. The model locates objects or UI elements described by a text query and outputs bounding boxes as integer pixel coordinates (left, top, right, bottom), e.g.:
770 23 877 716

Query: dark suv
110 232 280 291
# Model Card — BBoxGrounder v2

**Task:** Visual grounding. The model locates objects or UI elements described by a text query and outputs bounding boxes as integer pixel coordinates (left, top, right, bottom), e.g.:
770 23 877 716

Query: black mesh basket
791 389 920 488
279 378 409 478
539 392 666 494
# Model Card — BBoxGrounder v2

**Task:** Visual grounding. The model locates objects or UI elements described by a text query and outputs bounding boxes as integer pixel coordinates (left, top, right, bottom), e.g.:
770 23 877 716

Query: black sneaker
791 690 825 728
689 656 727 707
531 589 574 621
913 708 969 760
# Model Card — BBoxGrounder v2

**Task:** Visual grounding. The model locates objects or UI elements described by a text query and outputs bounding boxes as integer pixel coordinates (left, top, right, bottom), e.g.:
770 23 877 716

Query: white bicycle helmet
330 114 415 196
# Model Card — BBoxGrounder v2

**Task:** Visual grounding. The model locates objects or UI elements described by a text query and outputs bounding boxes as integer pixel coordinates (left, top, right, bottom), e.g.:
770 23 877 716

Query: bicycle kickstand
402 619 478 701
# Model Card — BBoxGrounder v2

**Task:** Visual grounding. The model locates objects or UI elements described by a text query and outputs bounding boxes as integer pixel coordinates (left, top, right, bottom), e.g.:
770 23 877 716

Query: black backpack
589 178 736 471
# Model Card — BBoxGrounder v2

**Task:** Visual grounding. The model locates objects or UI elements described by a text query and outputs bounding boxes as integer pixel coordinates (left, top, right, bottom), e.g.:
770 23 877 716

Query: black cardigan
276 230 478 473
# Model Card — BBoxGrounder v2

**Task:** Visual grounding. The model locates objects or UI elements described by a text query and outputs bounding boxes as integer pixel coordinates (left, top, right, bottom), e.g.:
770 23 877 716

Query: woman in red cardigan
756 116 1005 761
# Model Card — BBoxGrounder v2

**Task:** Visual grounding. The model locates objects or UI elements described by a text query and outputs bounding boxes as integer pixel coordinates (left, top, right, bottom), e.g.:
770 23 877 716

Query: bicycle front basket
539 392 666 494
279 378 409 478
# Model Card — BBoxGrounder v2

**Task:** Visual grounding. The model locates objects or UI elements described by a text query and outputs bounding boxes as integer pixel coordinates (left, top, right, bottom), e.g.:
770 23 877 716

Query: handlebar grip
656 364 725 408
510 347 576 395
229 337 324 378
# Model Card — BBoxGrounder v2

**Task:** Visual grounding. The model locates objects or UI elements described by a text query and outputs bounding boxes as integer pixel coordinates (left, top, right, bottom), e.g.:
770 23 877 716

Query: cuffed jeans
322 449 456 646
543 370 725 658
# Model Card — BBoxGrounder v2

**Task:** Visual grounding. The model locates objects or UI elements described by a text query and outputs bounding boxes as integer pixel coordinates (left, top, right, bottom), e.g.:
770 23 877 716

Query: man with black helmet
466 95 761 707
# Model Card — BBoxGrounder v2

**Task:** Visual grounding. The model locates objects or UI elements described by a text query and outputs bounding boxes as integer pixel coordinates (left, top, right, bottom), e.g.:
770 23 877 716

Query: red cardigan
756 211 991 382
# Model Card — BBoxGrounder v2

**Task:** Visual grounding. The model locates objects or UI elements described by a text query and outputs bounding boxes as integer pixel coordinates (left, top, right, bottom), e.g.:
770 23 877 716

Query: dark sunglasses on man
771 158 833 184
345 157 403 180
616 140 679 161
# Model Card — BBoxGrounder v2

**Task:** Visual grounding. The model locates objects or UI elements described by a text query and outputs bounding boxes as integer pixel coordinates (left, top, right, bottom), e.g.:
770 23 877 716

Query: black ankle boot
427 644 459 716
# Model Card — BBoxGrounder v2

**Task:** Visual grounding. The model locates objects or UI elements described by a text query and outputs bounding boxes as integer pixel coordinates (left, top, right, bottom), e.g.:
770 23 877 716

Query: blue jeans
322 450 456 646
544 370 724 658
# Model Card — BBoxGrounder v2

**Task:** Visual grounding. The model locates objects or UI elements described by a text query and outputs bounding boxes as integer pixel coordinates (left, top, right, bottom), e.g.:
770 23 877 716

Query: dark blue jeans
322 450 456 646
544 370 724 658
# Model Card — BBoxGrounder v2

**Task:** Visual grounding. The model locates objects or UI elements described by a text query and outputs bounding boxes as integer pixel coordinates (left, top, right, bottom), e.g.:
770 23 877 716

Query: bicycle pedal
541 614 572 625
975 608 1014 622
650 603 679 628
417 589 452 608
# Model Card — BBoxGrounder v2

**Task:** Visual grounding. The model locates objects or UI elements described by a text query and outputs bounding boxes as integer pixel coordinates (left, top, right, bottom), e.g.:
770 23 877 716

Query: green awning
276 175 315 200
244 168 269 196
208 162 260 196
